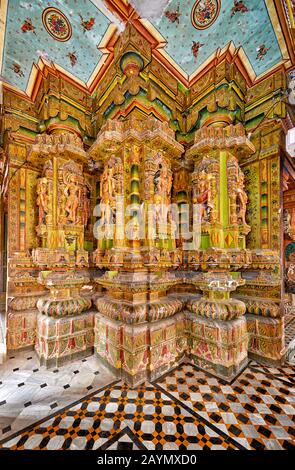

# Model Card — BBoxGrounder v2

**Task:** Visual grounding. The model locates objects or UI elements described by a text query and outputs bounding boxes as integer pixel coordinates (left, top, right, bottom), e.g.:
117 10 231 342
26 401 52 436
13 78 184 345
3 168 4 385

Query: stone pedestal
186 272 249 381
246 314 284 366
35 311 94 367
7 309 37 351
94 307 187 387
6 254 45 351
36 271 92 316
35 270 93 367
187 314 248 381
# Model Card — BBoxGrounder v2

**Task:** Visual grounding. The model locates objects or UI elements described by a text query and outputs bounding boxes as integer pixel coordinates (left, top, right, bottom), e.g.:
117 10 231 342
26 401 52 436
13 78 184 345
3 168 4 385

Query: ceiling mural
153 0 282 77
0 0 289 93
191 0 221 30
1 0 111 90
42 7 73 42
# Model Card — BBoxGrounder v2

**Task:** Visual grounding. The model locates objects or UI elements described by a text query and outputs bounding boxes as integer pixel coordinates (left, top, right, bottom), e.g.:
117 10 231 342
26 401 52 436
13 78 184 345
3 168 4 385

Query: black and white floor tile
0 357 294 451
157 362 295 450
0 381 240 450
0 350 115 440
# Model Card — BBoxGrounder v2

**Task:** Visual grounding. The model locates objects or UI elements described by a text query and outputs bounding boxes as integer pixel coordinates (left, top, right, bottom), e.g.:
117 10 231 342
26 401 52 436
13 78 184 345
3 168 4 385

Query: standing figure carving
99 156 123 228
100 167 112 228
153 156 172 200
82 186 91 228
100 167 110 203
58 187 67 225
236 173 248 225
191 157 217 225
192 174 213 223
151 155 172 227
65 177 81 224
36 177 48 225
153 165 165 197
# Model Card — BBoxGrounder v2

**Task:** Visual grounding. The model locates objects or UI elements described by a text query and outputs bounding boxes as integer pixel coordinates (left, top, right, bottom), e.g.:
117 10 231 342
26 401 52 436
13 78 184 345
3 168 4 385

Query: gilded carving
2 25 289 383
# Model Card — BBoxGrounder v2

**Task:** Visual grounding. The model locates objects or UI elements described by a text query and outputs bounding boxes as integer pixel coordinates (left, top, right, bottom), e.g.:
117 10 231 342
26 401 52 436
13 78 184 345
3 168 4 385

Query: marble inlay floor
0 350 116 440
157 362 295 450
0 358 294 451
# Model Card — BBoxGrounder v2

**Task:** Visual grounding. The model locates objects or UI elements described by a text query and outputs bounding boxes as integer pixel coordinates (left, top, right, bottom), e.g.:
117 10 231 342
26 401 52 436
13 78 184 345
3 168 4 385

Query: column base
248 351 284 368
189 354 249 382
187 313 248 382
35 311 94 368
94 311 187 387
7 310 37 350
246 314 284 365
94 352 187 389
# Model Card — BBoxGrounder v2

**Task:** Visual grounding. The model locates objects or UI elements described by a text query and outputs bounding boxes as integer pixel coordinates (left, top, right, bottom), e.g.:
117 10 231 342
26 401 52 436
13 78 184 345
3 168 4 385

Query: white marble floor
0 349 116 440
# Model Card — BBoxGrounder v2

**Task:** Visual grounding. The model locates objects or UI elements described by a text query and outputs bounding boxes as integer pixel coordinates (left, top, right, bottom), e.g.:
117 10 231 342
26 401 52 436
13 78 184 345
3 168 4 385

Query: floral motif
42 8 72 42
67 51 77 67
78 13 95 33
256 44 269 60
231 0 249 17
191 0 220 30
165 5 181 24
21 18 36 34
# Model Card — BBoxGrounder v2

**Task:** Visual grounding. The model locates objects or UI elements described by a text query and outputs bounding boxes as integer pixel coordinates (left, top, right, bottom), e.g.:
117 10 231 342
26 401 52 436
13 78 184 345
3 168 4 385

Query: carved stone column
185 124 255 380
89 116 185 386
28 132 94 367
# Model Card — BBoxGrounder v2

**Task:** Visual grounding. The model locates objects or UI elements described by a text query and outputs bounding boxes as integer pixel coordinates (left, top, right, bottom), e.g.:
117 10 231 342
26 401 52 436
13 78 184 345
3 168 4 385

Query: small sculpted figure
37 178 48 225
65 177 81 224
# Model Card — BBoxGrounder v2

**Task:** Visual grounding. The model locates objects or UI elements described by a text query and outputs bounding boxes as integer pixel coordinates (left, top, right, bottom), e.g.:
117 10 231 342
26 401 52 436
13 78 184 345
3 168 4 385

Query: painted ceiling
0 0 289 93
152 0 282 77
1 0 111 90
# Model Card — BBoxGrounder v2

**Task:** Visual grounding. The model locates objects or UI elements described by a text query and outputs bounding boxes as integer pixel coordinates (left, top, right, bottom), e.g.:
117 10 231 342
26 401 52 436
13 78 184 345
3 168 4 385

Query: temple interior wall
0 24 291 383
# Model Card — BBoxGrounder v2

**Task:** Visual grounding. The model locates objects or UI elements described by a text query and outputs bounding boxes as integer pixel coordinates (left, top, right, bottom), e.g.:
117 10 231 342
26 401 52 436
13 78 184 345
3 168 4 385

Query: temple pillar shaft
185 123 254 380
90 116 185 386
219 150 229 231
24 131 94 367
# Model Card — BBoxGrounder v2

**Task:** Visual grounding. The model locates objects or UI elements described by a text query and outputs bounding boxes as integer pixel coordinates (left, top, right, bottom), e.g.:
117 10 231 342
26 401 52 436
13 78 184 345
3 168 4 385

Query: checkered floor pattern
0 361 294 451
0 381 239 450
250 361 295 386
0 350 115 439
157 362 295 450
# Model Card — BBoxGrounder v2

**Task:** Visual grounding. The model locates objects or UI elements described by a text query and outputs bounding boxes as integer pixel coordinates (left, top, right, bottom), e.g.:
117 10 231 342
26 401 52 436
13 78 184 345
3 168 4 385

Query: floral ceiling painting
1 0 111 90
0 0 286 92
154 0 282 77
